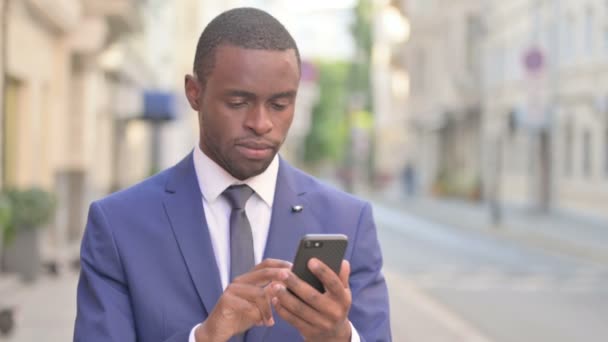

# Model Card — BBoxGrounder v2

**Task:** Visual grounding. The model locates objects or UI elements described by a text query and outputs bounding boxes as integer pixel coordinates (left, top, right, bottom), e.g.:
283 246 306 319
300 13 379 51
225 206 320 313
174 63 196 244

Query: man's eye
271 103 287 111
227 102 247 109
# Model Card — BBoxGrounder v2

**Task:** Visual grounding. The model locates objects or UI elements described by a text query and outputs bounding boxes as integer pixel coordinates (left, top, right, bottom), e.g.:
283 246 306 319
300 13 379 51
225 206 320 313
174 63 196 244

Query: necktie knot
223 184 254 210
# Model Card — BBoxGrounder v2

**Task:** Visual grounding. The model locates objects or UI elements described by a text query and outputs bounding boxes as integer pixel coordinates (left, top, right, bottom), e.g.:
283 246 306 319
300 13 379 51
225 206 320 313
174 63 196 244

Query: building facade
368 0 411 189
1 0 151 271
404 0 484 198
0 0 6 253
482 0 608 219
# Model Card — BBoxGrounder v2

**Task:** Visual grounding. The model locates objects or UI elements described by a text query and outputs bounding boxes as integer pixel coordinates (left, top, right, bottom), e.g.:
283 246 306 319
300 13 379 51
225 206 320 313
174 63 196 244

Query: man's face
185 45 300 180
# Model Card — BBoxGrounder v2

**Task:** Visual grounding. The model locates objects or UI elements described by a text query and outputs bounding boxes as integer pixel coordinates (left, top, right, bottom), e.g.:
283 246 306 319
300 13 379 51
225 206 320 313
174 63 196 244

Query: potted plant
1 188 56 282
0 194 11 269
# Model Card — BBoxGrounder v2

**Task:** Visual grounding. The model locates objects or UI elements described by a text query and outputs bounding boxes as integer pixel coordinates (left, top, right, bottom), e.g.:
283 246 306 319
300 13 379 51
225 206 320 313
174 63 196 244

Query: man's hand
271 259 353 342
195 259 291 342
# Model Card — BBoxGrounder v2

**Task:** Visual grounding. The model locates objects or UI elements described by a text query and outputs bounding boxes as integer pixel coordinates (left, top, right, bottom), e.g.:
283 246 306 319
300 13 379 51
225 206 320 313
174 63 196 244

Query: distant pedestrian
402 162 417 196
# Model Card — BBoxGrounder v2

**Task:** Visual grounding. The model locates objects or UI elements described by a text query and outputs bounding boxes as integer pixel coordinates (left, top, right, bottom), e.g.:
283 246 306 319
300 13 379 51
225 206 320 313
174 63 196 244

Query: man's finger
272 295 318 335
307 258 347 299
227 283 274 325
218 289 265 332
250 286 274 326
339 260 350 288
282 269 318 302
254 258 292 270
234 268 289 286
272 283 323 327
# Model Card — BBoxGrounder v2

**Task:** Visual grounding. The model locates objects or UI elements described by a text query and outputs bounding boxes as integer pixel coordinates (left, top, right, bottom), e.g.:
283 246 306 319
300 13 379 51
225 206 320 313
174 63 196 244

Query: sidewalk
367 189 608 266
385 269 493 342
0 271 78 342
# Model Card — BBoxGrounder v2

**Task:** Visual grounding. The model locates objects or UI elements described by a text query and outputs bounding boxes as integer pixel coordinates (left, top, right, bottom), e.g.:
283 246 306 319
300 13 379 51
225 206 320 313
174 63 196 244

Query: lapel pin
291 205 303 213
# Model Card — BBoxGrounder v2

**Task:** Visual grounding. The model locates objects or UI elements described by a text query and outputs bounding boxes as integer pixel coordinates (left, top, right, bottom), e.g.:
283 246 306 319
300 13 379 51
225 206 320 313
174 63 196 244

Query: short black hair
193 7 301 83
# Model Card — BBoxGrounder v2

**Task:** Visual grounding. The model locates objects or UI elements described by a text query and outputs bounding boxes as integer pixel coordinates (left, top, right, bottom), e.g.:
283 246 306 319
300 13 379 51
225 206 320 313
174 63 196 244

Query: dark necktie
223 184 256 282
223 185 255 342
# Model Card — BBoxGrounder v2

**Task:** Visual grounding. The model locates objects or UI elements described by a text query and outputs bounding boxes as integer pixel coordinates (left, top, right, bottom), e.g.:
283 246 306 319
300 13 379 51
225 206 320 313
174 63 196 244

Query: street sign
521 46 549 130
523 47 544 73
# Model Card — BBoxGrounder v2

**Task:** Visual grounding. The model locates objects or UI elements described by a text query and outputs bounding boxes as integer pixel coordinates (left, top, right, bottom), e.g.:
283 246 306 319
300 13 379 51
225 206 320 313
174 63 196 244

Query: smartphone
291 234 348 293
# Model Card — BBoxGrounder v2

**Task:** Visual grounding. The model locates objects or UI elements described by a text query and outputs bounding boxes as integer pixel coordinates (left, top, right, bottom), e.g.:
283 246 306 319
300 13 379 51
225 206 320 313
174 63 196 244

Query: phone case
291 234 348 293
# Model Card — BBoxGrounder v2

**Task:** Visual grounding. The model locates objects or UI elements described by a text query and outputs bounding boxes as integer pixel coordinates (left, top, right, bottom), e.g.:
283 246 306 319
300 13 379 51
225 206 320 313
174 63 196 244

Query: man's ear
184 75 202 111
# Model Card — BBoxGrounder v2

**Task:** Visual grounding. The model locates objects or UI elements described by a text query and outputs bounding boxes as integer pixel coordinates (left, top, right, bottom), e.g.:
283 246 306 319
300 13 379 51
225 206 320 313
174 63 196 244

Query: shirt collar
192 145 278 207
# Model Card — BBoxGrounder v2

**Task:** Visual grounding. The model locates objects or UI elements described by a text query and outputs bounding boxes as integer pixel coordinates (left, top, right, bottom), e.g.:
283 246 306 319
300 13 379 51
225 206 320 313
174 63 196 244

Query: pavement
385 269 493 342
362 184 608 268
0 271 77 342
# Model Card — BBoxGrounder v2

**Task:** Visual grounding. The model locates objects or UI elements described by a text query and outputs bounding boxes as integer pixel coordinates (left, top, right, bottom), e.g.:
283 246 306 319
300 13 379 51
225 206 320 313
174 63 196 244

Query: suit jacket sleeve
348 203 392 342
74 202 137 341
74 202 206 342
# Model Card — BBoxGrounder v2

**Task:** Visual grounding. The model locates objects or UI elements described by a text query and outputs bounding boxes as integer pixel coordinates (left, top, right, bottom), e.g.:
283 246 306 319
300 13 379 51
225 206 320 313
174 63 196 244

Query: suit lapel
163 153 223 315
247 159 323 342
263 160 323 261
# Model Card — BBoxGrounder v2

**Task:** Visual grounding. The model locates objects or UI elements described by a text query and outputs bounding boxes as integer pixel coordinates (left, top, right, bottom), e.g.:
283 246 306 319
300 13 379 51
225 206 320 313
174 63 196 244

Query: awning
143 91 177 122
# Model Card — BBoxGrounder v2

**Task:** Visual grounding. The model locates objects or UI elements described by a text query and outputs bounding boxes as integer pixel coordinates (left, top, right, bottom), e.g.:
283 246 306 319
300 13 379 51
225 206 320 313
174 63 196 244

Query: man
74 7 390 342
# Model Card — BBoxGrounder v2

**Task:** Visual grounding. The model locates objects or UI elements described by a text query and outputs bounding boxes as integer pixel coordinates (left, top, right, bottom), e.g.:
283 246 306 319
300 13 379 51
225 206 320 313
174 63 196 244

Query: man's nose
245 105 273 135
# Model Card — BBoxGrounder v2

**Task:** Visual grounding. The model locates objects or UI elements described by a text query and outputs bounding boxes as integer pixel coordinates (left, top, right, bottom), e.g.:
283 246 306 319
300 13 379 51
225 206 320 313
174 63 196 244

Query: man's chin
229 158 274 180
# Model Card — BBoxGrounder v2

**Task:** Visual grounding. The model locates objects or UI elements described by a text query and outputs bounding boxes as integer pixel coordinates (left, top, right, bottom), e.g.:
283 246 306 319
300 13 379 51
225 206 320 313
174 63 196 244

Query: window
562 14 575 63
412 49 426 95
604 0 608 52
466 15 482 73
564 121 574 177
582 129 593 179
494 44 505 85
584 8 594 54
506 43 519 81
3 77 23 187
605 125 608 176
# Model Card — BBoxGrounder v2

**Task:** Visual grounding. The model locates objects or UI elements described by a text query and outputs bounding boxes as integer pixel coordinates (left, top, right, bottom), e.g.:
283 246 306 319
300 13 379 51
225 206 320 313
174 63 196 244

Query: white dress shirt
193 145 277 290
188 146 360 342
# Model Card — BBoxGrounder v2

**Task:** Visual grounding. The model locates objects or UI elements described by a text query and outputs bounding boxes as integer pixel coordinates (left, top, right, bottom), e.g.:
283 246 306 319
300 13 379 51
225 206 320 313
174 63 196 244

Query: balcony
25 0 82 33
82 0 142 39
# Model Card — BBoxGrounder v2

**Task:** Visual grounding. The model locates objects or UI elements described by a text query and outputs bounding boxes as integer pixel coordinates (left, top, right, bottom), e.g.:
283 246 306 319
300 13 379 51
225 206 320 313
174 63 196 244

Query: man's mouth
235 143 275 160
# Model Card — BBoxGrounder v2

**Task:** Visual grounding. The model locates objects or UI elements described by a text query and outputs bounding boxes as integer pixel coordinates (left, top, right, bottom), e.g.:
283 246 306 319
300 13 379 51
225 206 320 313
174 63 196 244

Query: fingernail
267 317 275 326
309 259 319 269
272 297 279 306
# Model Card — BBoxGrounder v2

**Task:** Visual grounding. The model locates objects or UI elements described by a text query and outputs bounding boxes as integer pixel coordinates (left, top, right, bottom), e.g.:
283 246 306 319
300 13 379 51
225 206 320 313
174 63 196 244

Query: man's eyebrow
269 91 297 100
224 90 256 98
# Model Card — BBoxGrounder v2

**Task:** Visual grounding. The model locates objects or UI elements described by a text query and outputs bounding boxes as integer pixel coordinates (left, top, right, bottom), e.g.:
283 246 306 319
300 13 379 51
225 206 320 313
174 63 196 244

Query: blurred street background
1 0 608 341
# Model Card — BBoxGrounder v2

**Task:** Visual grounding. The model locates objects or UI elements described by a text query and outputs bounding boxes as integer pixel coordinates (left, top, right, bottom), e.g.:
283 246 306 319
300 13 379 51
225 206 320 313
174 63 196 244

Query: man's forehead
214 43 299 61
210 45 300 81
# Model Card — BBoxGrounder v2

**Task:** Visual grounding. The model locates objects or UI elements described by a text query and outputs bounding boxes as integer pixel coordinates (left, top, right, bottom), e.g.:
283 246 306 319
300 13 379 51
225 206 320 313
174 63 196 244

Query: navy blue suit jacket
74 153 391 341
